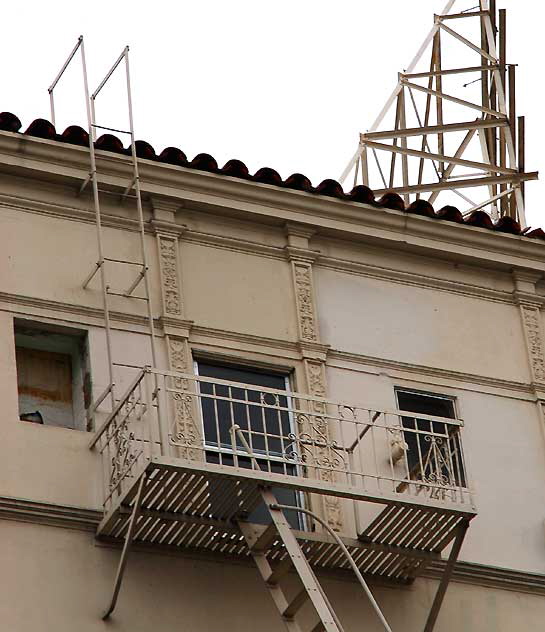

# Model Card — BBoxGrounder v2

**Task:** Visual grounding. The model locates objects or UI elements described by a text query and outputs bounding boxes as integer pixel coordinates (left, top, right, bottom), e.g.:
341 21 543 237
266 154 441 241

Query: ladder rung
251 523 278 553
96 187 137 198
92 123 131 135
104 257 144 266
282 588 308 619
309 622 326 632
266 557 293 586
106 290 148 300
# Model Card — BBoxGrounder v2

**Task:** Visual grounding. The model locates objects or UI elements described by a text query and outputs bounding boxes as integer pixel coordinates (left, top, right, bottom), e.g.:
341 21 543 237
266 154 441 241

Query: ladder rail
271 503 393 632
232 424 393 632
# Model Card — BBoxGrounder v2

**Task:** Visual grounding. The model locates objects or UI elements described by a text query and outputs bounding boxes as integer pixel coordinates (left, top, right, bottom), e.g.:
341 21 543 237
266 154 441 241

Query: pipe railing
90 368 474 514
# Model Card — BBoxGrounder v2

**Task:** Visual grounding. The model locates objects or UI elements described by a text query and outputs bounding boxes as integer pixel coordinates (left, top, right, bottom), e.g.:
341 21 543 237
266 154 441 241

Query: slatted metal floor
97 457 475 583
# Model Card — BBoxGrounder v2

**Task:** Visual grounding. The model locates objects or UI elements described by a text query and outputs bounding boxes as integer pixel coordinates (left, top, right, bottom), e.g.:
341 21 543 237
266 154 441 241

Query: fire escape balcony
90 367 476 585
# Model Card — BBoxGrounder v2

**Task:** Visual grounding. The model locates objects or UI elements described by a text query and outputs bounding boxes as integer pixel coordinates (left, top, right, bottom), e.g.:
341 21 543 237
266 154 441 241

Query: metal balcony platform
96 456 475 584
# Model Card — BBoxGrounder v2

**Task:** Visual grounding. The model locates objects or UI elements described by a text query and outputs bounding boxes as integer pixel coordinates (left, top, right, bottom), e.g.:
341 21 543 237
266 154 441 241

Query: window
15 321 91 431
196 361 302 527
396 389 466 493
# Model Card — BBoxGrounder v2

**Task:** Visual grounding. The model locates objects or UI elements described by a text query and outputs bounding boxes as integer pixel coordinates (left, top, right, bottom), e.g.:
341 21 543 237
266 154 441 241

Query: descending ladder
240 487 393 632
48 38 158 418
233 427 393 632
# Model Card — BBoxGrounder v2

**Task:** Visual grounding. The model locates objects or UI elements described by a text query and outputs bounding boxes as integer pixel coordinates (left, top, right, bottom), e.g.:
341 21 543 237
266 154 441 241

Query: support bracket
102 472 147 619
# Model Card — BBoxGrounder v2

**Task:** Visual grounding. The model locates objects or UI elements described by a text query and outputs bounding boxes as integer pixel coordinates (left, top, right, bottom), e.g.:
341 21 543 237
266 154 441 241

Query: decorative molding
292 262 319 343
167 336 202 461
5 189 545 309
328 349 535 398
0 290 538 399
317 255 522 306
423 559 545 597
4 495 545 597
0 496 100 531
157 234 183 317
520 305 545 385
4 131 545 273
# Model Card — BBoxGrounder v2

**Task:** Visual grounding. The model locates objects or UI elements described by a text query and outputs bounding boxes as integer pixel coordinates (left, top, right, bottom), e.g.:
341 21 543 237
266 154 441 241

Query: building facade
2 112 545 631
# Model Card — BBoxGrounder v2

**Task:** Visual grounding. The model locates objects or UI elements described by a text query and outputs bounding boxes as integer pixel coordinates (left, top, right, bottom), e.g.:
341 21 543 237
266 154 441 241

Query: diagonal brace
423 520 469 632
102 472 147 619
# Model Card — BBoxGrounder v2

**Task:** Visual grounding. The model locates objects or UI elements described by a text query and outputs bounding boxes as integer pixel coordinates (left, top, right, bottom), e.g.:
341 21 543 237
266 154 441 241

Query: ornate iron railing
90 368 474 514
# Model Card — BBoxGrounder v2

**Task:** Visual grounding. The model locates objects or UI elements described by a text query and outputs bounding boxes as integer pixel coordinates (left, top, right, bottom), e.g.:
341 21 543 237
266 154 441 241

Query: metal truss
340 0 537 228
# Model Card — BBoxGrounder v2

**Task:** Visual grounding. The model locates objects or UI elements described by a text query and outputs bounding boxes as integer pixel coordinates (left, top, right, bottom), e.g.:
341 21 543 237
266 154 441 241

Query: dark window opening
15 322 91 431
196 362 302 528
396 390 466 490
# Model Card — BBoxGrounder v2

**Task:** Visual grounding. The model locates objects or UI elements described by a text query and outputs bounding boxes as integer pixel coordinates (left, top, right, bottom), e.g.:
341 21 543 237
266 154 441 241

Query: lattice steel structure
339 0 537 228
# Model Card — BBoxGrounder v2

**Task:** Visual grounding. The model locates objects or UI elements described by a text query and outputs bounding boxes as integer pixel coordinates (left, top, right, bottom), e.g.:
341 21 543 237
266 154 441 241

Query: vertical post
423 521 469 632
518 115 525 205
49 91 56 128
83 42 117 410
124 48 159 371
508 64 517 218
435 30 444 176
399 87 409 206
498 9 507 215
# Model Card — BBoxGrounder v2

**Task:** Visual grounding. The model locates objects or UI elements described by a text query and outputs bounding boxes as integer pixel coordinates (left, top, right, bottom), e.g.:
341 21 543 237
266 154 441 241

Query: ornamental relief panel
521 305 545 384
167 336 202 461
293 262 318 342
158 235 182 317
303 360 343 532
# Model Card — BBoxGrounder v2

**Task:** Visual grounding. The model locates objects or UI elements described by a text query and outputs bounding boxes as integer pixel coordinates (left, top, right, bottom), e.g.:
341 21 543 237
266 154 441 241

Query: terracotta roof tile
0 112 542 242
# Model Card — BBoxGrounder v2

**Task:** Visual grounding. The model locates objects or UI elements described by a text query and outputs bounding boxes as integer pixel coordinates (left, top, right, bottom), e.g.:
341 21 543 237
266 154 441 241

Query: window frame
14 319 91 431
193 358 306 528
394 387 467 493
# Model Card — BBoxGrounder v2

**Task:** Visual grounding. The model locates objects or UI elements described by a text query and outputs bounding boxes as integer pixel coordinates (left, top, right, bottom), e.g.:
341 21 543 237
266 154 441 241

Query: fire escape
89 368 476 632
45 9 480 630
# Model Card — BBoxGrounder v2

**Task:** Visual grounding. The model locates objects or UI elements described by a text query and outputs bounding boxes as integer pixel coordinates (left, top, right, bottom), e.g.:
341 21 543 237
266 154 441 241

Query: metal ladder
49 38 158 417
239 488 393 632
232 427 393 632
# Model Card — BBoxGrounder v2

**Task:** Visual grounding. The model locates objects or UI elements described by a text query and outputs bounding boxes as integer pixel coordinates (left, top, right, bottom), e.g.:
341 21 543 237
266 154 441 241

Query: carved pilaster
513 270 545 388
151 197 202 460
285 224 342 531
520 304 545 385
167 336 203 461
293 262 319 342
157 233 183 317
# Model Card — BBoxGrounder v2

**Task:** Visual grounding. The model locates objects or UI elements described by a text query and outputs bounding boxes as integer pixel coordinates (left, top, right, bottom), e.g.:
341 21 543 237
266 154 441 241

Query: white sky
3 0 543 227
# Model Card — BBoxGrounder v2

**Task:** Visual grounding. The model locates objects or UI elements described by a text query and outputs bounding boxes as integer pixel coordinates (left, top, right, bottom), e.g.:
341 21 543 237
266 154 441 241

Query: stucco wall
2 520 545 632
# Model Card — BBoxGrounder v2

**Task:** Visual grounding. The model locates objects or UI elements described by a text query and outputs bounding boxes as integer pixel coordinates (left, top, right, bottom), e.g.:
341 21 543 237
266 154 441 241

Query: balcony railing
90 367 474 518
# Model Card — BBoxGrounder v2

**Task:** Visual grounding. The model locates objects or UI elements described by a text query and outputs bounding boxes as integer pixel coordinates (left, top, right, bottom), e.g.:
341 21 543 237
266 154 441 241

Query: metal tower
339 0 537 228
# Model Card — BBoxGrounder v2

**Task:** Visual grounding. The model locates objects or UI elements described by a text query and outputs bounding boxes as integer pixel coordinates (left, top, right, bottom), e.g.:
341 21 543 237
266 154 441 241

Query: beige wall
2 520 545 632
2 140 545 629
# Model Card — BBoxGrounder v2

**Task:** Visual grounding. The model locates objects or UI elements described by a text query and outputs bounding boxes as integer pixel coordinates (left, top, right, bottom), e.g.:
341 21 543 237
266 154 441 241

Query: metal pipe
123 48 159 371
102 472 147 619
81 38 116 410
92 46 128 99
48 35 84 126
270 503 393 632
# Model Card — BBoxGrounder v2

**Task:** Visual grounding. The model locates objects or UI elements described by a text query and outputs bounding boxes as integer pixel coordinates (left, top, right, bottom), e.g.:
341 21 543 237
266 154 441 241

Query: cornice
3 495 545 597
328 349 534 398
2 131 545 273
189 324 299 354
423 559 545 597
0 291 157 330
182 229 284 261
0 290 536 396
317 255 517 305
1 188 543 308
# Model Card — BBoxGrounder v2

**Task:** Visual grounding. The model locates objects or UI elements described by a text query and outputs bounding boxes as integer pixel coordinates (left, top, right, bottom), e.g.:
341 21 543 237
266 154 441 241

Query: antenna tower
339 0 537 228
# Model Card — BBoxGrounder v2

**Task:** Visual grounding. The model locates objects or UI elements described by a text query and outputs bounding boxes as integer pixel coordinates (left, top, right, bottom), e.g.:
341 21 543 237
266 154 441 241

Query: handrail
157 368 463 427
89 368 147 449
